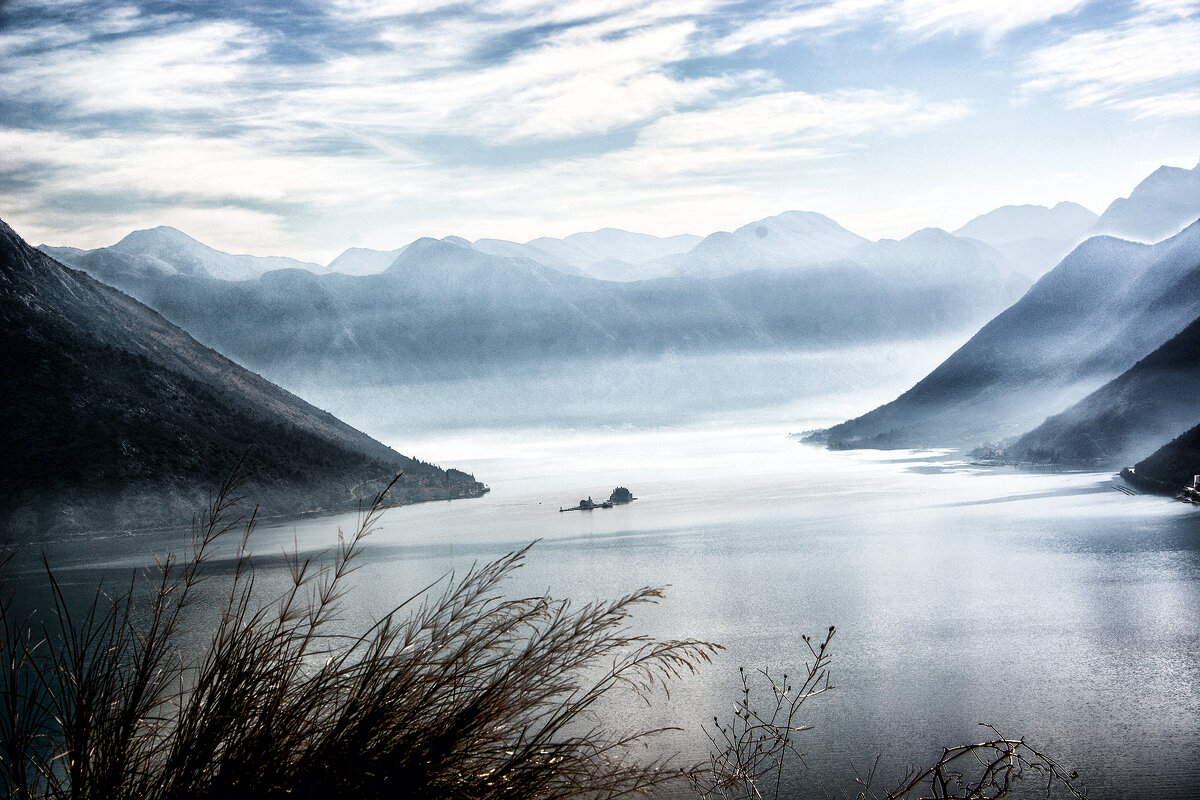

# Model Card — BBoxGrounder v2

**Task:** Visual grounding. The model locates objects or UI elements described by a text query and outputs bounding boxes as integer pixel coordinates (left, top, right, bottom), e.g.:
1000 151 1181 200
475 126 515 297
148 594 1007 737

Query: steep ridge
1088 162 1200 243
816 220 1200 450
1008 315 1200 465
0 219 486 540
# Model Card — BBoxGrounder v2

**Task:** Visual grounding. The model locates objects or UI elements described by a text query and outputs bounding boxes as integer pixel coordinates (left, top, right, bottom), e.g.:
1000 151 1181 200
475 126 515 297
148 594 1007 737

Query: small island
608 486 635 504
559 487 636 512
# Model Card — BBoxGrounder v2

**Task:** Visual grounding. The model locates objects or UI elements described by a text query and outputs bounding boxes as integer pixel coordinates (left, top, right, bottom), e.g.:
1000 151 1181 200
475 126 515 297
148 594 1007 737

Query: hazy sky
2 0 1197 262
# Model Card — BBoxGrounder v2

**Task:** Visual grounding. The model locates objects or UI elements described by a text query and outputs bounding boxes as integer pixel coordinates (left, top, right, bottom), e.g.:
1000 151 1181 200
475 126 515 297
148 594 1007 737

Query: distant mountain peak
111 225 212 255
902 227 956 243
325 245 409 276
953 202 1097 247
737 209 859 234
1090 162 1200 244
54 224 324 282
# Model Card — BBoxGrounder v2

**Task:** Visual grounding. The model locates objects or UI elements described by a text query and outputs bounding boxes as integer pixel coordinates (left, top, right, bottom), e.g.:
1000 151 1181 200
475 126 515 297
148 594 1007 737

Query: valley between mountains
5 161 1199 537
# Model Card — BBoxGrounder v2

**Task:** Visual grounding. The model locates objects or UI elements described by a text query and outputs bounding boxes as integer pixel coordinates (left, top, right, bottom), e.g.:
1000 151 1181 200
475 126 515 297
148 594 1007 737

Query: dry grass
0 471 718 799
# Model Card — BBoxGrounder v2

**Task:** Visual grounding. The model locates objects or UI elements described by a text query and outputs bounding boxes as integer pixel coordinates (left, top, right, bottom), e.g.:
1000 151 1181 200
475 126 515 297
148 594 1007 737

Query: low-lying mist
293 339 969 444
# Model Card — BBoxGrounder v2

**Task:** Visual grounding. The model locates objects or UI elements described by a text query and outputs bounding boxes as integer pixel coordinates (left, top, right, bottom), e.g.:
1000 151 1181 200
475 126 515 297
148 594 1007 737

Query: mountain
0 218 486 540
472 229 701 280
146 237 762 383
1089 162 1200 243
326 245 409 275
523 229 702 280
647 211 871 279
1127 424 1200 494
953 202 1098 277
954 202 1097 246
815 220 1200 450
470 239 585 275
851 227 1026 287
46 229 1031 391
42 226 323 281
1007 315 1200 466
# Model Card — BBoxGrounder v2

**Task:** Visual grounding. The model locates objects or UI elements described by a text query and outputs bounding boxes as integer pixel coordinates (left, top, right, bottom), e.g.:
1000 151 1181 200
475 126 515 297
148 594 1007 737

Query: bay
13 418 1198 798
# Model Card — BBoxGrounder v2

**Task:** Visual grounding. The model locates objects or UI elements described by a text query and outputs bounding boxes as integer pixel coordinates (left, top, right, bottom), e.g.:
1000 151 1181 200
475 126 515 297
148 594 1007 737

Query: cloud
1022 12 1200 117
633 88 969 158
3 19 266 115
1113 89 1200 120
293 17 747 143
2 2 748 145
705 0 889 55
895 0 1089 39
707 0 1092 54
2 0 1195 259
474 87 973 222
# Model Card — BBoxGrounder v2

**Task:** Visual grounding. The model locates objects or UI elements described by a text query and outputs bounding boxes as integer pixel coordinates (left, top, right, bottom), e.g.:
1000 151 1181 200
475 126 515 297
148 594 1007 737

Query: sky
1 0 1197 263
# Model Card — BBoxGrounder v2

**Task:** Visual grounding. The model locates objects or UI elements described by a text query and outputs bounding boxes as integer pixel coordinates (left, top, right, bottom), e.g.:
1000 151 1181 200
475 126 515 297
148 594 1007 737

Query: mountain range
42 163 1198 288
1 219 486 540
951 201 1098 276
41 226 324 281
39 229 1031 390
815 220 1200 450
800 163 1200 496
13 159 1200 522
41 190 1071 398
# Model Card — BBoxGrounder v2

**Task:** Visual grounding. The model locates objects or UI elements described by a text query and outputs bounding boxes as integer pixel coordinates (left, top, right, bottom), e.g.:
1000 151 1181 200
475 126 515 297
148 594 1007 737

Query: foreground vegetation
1 473 1085 799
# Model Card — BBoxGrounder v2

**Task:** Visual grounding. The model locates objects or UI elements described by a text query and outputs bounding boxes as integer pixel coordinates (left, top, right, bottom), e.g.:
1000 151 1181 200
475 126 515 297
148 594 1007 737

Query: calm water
13 420 1200 798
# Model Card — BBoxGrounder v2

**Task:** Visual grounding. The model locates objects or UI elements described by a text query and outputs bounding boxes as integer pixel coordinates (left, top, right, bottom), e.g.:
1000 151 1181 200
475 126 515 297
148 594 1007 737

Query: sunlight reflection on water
9 420 1199 798
253 429 1200 797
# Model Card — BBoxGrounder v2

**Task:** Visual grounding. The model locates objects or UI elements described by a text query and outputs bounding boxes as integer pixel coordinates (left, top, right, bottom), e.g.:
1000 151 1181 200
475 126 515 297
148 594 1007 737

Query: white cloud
327 0 462 16
2 20 265 114
0 125 423 214
708 0 888 55
1023 15 1200 115
0 3 747 145
1137 0 1196 19
1117 89 1200 120
3 0 1196 259
709 0 1092 53
634 89 969 154
275 15 752 143
895 0 1089 39
0 23 89 58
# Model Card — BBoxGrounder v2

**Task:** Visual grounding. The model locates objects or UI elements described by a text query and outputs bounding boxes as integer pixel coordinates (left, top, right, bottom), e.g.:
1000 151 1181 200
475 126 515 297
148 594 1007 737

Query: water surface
13 421 1197 797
